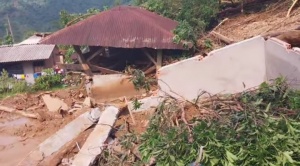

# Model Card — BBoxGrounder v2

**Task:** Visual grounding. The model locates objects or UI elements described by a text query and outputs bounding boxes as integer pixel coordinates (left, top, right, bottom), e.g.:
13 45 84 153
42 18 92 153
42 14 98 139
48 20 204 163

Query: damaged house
0 35 63 84
40 5 188 75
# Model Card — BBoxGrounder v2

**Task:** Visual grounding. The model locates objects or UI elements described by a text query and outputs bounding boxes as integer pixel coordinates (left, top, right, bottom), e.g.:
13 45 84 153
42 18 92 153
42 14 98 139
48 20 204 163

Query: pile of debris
0 87 89 121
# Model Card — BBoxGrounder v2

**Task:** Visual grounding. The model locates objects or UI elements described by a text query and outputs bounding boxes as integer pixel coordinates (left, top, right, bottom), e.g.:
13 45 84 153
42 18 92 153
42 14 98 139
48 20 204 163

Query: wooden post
156 50 163 70
73 45 92 76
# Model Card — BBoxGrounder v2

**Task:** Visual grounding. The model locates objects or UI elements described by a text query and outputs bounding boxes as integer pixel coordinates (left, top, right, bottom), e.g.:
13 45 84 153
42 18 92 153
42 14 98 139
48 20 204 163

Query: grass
0 84 67 100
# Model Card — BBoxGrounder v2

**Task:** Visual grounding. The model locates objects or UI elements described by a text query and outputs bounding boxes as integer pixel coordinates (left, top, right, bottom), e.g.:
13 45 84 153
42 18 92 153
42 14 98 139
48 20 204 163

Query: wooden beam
73 45 92 76
143 49 157 65
89 65 121 74
144 66 156 75
156 50 163 70
59 64 91 72
87 47 105 62
73 46 84 63
210 31 235 44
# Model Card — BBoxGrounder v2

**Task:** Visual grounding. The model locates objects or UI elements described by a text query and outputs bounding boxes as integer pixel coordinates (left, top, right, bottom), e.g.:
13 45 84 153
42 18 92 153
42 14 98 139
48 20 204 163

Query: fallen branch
181 104 193 143
211 18 229 32
0 105 40 119
124 97 136 125
287 0 299 17
210 31 235 44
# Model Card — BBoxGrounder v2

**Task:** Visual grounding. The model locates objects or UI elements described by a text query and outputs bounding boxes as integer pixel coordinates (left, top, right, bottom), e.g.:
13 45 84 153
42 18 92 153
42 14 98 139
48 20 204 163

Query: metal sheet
41 6 185 50
0 45 55 63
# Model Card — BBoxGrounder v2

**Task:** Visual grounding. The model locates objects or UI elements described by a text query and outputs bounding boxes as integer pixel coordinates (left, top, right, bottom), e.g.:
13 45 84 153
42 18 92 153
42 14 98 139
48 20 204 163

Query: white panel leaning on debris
72 106 119 166
158 36 266 101
265 38 300 89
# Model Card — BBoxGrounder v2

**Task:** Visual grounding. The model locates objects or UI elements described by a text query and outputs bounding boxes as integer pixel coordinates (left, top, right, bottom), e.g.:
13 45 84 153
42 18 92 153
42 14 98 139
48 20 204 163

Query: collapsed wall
158 36 300 101
158 36 266 101
265 38 300 89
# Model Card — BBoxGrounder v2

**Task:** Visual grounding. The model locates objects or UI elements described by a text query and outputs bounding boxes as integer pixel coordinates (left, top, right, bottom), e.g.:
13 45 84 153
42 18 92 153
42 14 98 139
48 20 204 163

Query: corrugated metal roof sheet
0 45 55 63
41 6 185 50
18 35 43 45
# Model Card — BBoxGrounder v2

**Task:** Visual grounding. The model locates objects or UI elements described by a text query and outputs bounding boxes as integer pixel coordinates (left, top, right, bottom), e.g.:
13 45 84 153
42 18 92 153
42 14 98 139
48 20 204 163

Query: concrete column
22 61 35 84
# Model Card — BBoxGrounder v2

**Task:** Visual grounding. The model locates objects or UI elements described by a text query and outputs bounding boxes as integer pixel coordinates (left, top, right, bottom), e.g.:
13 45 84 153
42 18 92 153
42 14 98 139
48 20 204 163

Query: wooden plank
73 45 92 76
210 31 235 44
87 48 105 62
143 49 157 65
89 65 121 74
156 50 163 69
59 64 121 74
144 65 156 75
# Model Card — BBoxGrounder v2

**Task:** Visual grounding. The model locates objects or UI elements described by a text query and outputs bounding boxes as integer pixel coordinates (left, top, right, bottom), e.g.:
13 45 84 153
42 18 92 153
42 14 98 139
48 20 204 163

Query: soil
0 87 86 166
113 109 156 138
217 0 300 41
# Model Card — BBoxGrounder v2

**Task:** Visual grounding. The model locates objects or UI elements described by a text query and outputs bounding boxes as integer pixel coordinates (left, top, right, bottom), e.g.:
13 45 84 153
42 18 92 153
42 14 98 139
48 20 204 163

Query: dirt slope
217 0 300 41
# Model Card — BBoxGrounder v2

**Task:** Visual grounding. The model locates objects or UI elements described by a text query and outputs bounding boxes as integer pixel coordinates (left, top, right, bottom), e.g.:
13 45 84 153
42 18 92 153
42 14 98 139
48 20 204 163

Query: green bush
33 68 63 91
135 0 219 45
0 69 30 96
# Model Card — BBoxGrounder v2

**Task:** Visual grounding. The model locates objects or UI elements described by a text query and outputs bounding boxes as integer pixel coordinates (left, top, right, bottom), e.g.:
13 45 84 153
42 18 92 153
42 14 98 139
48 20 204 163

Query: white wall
22 61 35 84
158 36 266 101
265 39 300 89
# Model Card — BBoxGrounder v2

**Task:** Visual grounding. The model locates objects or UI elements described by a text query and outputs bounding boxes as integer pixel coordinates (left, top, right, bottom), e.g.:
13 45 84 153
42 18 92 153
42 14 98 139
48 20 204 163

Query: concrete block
18 111 96 166
128 96 164 112
72 106 119 166
89 108 102 123
42 94 69 112
83 97 92 108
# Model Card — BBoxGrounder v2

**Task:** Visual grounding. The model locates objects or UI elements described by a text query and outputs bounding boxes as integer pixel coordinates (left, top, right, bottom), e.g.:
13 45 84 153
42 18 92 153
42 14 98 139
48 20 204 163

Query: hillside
0 0 131 42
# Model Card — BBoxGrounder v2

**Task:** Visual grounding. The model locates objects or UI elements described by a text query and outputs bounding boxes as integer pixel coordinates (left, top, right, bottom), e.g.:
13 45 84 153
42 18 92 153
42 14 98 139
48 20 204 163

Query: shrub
33 68 63 91
0 69 30 95
135 0 219 45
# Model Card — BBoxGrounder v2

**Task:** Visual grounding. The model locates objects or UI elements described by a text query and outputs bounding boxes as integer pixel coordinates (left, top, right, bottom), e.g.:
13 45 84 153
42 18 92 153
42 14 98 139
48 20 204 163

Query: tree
134 0 219 46
2 34 13 45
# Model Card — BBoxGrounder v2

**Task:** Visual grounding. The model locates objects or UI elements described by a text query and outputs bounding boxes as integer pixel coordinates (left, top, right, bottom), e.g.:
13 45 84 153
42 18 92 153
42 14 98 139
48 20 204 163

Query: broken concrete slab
72 106 119 166
18 111 98 166
42 94 69 112
265 38 300 89
88 108 102 123
127 96 164 112
82 97 92 108
158 36 266 101
29 151 44 162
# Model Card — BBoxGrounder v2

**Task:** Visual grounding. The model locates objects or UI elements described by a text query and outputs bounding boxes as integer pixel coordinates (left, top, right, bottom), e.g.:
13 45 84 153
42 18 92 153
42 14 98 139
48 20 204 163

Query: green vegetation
33 68 63 91
0 69 30 98
134 0 220 46
126 68 155 92
0 69 64 99
99 78 300 165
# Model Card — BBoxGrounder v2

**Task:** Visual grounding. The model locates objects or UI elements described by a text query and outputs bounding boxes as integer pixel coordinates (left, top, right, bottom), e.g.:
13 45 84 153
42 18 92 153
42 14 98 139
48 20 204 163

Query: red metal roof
41 6 185 50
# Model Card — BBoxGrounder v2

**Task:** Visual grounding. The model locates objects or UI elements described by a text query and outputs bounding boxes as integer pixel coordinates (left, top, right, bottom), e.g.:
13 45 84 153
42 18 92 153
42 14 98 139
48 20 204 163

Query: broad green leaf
176 160 185 166
283 151 295 163
170 155 175 161
265 103 271 112
226 150 238 163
